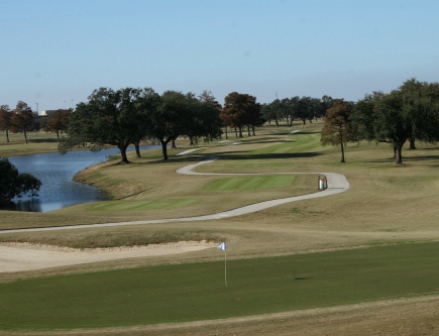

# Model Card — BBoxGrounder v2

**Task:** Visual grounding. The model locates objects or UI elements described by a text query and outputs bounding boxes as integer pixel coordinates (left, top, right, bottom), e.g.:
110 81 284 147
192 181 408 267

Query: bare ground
0 241 215 273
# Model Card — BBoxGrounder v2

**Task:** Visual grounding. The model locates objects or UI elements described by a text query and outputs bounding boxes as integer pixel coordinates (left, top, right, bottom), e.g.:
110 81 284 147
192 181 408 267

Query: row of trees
0 90 265 162
321 78 439 164
0 102 72 143
61 88 266 162
0 102 34 143
261 95 334 126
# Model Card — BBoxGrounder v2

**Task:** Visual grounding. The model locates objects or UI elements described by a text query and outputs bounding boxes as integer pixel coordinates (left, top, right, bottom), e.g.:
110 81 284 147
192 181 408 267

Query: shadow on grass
29 138 59 143
368 153 439 164
211 151 322 160
130 150 322 166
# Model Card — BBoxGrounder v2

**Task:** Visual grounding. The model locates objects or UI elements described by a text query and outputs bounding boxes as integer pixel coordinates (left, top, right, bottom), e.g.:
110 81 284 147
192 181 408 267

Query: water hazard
5 145 158 212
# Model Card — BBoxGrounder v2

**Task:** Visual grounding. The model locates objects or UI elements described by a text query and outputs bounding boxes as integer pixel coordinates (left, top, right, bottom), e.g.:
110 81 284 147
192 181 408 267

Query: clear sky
1 0 438 111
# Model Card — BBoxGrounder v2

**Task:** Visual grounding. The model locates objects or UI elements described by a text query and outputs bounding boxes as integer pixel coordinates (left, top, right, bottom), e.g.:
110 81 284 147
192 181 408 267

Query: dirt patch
0 241 216 273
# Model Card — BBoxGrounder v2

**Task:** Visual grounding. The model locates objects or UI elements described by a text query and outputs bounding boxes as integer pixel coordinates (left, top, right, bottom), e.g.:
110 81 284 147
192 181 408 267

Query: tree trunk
171 140 176 149
409 138 416 150
118 144 130 164
239 127 243 138
395 143 403 164
275 118 279 126
24 129 28 144
247 126 251 136
135 142 141 158
224 126 228 140
340 142 345 163
5 130 9 143
56 130 60 142
160 139 169 160
252 125 256 136
340 132 345 163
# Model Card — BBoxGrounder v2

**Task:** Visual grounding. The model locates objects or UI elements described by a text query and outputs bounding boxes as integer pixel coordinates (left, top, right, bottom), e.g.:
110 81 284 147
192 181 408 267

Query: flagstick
224 247 227 287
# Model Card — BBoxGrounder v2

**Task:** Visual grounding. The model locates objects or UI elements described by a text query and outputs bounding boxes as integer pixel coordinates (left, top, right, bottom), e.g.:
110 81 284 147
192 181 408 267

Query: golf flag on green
217 242 226 251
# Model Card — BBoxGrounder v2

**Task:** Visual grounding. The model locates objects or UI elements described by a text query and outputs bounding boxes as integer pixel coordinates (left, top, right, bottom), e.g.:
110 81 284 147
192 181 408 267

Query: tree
321 99 356 163
296 97 314 125
140 90 221 160
196 91 223 144
0 157 41 204
0 105 12 143
11 101 34 144
60 87 149 164
222 92 263 137
353 79 439 164
44 109 71 141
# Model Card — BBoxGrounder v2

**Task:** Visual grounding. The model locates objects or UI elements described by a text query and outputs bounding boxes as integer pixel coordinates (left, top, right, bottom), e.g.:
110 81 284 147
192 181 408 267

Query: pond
5 145 158 213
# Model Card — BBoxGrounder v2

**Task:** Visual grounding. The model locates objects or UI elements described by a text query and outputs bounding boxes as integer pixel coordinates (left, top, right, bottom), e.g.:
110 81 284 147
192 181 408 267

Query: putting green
1 241 439 330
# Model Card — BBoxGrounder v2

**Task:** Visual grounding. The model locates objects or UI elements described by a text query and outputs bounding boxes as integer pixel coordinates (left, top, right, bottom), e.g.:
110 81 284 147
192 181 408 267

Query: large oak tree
353 79 439 164
60 87 154 164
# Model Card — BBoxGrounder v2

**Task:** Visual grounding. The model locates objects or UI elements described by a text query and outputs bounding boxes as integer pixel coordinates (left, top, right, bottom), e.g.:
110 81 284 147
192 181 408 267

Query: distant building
40 110 57 116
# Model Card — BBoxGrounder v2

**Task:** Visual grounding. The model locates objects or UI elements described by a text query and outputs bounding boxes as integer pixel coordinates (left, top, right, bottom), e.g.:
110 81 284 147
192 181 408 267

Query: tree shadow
29 138 59 143
213 151 322 160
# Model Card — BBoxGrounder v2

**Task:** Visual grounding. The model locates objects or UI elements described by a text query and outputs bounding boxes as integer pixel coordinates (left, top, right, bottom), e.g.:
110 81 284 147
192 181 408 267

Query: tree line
0 102 72 144
0 89 266 163
320 78 439 164
261 95 334 126
59 88 266 163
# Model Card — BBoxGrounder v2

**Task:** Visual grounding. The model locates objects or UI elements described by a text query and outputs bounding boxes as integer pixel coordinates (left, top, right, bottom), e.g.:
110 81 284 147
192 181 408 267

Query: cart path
0 158 349 234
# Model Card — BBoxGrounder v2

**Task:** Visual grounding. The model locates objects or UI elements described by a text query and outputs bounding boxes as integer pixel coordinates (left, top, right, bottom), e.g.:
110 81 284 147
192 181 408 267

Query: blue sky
1 0 438 111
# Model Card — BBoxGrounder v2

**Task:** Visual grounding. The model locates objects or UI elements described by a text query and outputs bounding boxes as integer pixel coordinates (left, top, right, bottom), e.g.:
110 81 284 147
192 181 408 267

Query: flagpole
224 247 227 287
216 241 227 287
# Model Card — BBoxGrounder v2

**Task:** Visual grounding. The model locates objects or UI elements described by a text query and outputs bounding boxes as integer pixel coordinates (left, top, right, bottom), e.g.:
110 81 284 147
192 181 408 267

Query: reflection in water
5 145 158 213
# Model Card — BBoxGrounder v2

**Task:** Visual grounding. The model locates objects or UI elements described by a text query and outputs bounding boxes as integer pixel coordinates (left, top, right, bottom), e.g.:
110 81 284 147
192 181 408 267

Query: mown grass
204 175 296 191
1 241 439 330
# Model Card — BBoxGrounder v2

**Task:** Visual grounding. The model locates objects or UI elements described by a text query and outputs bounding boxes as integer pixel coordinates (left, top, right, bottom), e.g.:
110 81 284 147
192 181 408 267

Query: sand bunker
0 241 215 273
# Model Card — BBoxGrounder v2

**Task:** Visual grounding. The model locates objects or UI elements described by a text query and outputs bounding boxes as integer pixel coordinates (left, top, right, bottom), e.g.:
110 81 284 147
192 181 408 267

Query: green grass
1 241 439 330
204 175 296 191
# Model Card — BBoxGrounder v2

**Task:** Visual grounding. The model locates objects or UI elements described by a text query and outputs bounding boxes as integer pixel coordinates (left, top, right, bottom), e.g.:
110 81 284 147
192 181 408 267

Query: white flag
217 242 226 251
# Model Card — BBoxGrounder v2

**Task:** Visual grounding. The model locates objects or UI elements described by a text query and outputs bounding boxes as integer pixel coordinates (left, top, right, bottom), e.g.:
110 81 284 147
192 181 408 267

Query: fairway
204 175 296 190
1 242 439 330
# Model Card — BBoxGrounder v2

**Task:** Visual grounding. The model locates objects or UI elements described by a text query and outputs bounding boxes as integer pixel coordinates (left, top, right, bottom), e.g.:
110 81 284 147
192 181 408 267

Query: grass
204 175 296 190
0 131 60 157
88 198 200 211
1 241 439 330
1 121 439 333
